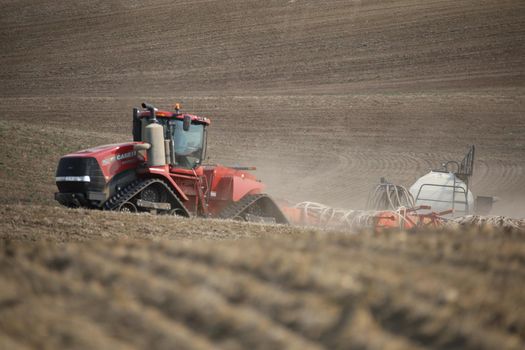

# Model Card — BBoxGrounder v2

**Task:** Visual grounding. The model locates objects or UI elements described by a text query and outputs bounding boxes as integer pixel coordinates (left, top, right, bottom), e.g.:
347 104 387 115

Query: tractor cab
161 115 207 169
133 104 210 169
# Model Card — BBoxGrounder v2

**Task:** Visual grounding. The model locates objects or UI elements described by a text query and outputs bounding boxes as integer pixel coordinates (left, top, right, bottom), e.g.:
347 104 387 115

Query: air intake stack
142 102 166 167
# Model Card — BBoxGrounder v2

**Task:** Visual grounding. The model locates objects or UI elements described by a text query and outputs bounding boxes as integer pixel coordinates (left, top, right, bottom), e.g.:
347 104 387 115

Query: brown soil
1 205 525 350
0 0 524 348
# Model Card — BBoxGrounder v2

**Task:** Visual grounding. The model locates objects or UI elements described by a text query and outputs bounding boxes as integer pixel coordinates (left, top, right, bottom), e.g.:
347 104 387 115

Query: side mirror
183 115 191 131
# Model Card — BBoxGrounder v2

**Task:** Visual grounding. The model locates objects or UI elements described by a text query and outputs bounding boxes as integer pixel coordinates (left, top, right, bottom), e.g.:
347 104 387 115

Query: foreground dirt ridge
1 205 524 349
1 228 524 349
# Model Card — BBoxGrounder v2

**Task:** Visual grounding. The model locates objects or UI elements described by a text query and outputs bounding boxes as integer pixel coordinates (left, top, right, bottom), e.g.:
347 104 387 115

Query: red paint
62 142 144 180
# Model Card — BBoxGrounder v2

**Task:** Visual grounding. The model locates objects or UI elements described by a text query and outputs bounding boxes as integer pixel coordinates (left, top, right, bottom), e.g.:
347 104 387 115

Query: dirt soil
0 0 524 349
1 205 525 350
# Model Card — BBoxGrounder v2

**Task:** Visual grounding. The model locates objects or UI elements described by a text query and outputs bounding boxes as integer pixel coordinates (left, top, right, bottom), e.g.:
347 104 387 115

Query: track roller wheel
118 202 138 213
168 208 186 216
140 186 162 202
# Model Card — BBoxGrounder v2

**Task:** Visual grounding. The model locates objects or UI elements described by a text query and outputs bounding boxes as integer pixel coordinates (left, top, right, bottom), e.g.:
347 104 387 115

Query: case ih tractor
55 102 289 223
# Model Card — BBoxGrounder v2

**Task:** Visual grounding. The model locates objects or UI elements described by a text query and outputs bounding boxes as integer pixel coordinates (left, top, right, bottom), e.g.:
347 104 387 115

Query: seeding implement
282 145 495 230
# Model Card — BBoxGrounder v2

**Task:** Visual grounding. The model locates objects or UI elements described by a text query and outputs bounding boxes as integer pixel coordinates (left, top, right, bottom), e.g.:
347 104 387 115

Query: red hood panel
62 142 145 179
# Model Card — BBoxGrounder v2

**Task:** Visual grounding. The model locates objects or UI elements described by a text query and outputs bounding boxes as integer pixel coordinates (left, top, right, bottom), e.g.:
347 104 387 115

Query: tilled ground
1 0 524 349
1 205 524 350
0 0 524 215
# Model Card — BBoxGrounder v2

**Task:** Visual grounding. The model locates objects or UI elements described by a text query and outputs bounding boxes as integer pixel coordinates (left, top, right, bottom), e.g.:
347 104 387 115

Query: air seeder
285 145 494 230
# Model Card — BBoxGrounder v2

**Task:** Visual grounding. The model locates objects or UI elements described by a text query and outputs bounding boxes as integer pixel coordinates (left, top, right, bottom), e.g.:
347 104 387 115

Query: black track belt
103 178 190 217
218 194 289 224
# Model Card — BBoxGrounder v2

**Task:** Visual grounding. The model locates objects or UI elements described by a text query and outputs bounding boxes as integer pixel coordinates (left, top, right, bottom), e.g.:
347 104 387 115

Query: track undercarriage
103 180 289 224
218 194 289 224
104 179 190 217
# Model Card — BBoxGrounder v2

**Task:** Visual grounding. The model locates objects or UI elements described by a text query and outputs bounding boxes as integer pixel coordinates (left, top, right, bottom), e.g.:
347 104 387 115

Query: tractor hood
60 142 145 180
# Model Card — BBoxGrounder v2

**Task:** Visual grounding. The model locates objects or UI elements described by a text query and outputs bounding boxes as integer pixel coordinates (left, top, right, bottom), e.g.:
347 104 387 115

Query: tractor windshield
171 120 205 168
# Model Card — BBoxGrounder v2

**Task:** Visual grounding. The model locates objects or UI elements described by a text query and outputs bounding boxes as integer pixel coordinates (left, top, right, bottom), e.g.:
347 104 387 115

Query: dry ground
1 205 525 350
1 0 525 349
1 1 524 214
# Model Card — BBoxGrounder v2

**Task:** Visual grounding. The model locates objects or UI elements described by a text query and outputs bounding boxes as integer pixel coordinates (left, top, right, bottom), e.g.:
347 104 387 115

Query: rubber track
218 194 289 224
103 178 190 217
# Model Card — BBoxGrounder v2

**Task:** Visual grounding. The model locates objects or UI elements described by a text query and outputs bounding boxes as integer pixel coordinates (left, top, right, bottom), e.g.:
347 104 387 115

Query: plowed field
2 205 525 350
1 0 524 348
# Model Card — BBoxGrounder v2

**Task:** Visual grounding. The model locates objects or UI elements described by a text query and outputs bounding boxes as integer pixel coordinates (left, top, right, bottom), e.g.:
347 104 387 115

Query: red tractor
55 102 288 224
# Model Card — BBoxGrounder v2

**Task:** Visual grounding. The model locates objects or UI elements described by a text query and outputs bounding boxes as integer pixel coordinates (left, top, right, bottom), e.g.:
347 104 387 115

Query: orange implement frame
375 206 453 231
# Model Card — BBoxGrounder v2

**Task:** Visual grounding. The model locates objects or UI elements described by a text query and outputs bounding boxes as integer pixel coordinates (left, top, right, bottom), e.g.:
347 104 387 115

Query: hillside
1 0 524 96
0 0 524 349
1 0 524 214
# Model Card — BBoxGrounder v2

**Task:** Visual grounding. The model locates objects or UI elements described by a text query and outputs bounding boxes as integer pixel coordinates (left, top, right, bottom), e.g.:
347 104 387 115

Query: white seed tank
409 171 474 216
